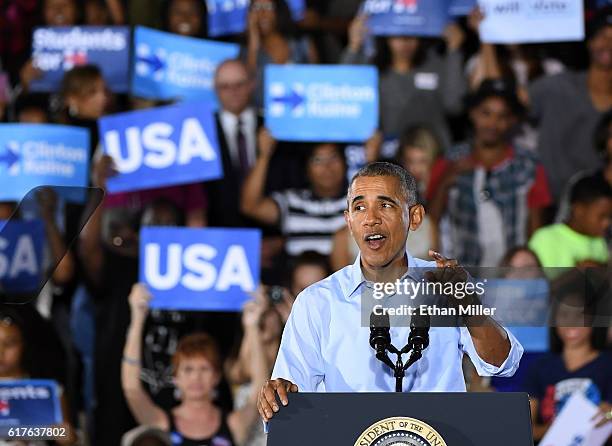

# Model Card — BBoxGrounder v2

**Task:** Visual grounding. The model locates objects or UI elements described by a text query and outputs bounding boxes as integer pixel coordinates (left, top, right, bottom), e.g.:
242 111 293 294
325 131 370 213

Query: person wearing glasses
241 130 347 257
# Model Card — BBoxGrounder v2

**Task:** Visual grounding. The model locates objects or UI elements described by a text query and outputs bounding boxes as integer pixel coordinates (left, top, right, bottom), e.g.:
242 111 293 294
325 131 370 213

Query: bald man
208 59 262 227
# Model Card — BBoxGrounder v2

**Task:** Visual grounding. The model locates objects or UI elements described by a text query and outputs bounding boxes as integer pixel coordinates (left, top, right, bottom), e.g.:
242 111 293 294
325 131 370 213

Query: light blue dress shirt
271 250 524 393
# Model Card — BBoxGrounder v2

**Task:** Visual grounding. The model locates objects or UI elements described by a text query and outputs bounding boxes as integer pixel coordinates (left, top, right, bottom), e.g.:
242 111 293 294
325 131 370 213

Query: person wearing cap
528 6 612 203
427 79 553 267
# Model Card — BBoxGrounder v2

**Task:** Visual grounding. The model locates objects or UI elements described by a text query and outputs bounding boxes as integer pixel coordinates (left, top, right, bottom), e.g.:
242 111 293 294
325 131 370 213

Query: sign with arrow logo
264 65 378 142
0 124 90 202
131 26 240 105
30 26 130 93
362 0 450 36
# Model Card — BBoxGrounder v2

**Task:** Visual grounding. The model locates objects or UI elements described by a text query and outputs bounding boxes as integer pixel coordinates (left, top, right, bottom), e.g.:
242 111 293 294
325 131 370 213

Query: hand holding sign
348 14 369 53
91 154 118 190
443 22 466 51
592 401 612 428
19 60 43 92
99 101 223 193
257 128 277 160
128 283 152 323
242 297 267 330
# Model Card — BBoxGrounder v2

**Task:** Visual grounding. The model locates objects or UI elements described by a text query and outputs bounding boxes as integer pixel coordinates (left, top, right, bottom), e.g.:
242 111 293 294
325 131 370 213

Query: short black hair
373 36 427 72
549 268 610 353
249 0 295 38
306 142 345 164
290 251 331 278
13 94 50 120
348 161 418 206
569 173 612 205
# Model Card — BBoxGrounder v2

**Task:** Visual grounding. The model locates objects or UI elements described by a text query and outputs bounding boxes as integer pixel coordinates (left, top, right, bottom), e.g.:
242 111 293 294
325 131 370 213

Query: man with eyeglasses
207 58 262 227
241 130 347 257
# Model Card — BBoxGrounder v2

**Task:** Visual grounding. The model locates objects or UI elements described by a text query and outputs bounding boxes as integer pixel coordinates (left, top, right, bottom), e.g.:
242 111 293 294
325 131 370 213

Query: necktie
236 117 249 177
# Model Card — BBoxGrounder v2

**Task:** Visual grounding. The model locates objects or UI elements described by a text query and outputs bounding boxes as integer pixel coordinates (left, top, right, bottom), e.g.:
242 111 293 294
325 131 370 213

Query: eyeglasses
309 154 342 165
252 2 275 12
216 80 250 91
0 316 15 327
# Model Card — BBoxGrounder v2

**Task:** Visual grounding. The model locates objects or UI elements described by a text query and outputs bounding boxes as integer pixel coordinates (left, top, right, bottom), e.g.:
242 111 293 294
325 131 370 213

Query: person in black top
122 284 268 446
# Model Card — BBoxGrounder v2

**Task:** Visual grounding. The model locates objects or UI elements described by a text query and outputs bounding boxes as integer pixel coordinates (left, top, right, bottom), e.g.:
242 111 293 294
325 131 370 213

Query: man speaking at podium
257 162 523 421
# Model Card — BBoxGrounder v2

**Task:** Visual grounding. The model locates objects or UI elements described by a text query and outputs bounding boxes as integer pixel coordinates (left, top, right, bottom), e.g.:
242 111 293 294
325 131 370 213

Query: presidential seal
354 417 447 446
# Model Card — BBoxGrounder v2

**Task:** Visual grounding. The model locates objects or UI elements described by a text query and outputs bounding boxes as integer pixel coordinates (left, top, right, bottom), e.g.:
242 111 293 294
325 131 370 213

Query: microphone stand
371 328 428 392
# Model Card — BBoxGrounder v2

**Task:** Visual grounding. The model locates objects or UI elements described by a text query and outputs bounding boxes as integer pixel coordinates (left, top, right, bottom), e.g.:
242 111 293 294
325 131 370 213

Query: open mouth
364 233 387 250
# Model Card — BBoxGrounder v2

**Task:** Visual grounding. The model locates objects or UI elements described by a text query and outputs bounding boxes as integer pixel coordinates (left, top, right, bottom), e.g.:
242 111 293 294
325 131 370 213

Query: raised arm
79 155 115 286
228 298 273 444
441 22 468 114
339 14 369 65
37 188 74 285
466 9 504 89
240 128 281 226
121 283 168 429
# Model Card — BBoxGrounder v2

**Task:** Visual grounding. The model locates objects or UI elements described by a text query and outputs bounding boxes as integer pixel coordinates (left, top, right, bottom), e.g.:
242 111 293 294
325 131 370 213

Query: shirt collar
220 107 255 127
341 248 422 300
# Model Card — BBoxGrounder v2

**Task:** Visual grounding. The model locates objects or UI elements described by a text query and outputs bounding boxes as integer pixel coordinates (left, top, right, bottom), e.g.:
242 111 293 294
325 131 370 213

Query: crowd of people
0 0 611 445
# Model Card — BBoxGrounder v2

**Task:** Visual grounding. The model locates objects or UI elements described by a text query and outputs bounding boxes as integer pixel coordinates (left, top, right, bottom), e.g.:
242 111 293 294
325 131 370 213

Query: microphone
369 312 391 355
408 310 430 352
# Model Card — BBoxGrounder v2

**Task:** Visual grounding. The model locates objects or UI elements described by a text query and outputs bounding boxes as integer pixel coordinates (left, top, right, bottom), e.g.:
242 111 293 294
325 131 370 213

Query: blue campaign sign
30 26 130 93
206 0 305 37
99 101 223 193
479 0 584 43
345 136 399 181
140 227 261 311
0 380 62 434
0 124 90 202
483 278 550 327
0 220 45 294
449 0 475 15
265 65 378 142
507 327 549 352
132 26 240 104
362 0 450 36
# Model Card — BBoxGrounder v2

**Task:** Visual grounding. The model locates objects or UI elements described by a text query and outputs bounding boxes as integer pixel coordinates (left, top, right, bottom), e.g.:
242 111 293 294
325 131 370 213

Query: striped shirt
271 189 347 256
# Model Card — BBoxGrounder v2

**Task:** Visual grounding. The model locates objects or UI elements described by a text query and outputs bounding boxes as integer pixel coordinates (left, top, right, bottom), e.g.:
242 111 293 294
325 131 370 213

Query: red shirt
426 147 552 209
